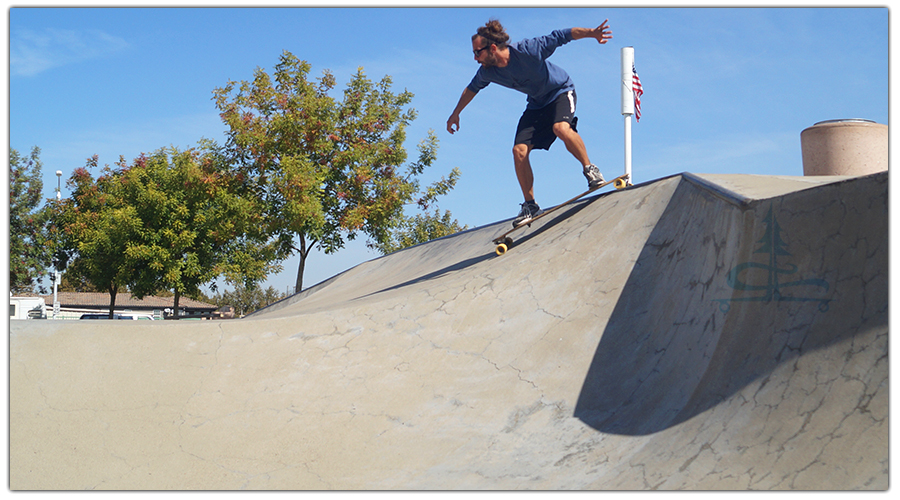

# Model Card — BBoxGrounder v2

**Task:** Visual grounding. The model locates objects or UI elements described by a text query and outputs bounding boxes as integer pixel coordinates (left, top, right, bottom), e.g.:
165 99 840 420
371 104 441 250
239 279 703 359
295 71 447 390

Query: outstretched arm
447 87 477 134
571 19 613 44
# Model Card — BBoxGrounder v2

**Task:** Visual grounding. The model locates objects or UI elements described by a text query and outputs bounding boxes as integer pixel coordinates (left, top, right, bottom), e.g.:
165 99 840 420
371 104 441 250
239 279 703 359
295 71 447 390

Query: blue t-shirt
467 28 576 110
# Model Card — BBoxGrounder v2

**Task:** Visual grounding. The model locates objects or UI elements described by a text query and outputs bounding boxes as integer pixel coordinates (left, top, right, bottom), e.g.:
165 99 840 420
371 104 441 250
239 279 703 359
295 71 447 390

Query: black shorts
514 90 578 151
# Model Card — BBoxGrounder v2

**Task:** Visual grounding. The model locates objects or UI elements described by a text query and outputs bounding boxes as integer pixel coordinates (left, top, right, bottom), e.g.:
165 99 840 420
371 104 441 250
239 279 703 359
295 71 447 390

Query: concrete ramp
9 172 887 490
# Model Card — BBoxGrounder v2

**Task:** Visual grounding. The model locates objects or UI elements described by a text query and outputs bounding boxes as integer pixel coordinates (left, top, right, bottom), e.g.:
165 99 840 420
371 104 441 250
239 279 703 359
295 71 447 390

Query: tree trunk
173 289 181 319
107 285 118 319
294 234 309 294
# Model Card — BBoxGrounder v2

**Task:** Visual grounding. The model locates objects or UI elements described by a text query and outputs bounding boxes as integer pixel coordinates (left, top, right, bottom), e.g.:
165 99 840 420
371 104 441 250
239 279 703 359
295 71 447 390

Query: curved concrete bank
9 172 887 490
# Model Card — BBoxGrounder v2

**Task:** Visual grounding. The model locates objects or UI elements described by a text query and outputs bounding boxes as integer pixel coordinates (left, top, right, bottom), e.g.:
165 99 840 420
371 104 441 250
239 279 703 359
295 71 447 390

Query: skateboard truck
496 237 514 256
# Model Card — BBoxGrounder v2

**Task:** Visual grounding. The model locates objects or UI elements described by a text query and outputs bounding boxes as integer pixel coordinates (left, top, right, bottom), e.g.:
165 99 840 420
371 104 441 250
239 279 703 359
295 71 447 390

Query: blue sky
7 3 890 295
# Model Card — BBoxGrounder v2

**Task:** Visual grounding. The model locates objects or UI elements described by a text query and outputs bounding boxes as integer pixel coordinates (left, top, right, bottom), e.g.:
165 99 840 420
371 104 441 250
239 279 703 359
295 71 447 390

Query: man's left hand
593 19 613 44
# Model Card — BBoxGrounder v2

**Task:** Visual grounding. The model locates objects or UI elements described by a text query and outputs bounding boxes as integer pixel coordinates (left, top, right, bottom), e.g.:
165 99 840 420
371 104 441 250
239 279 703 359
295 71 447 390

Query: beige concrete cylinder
801 119 888 176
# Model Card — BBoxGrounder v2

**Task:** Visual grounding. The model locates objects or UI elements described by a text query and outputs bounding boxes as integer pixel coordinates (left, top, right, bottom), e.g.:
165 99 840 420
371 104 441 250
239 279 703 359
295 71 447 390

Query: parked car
79 313 154 320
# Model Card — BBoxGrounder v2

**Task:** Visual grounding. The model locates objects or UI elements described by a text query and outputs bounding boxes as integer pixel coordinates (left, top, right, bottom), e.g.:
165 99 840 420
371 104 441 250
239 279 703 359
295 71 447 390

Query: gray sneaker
513 201 543 227
583 164 605 188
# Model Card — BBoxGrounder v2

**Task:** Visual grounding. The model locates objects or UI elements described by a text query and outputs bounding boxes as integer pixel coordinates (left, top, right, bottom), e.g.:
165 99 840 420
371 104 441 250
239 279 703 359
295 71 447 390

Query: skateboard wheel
496 243 508 256
614 178 627 189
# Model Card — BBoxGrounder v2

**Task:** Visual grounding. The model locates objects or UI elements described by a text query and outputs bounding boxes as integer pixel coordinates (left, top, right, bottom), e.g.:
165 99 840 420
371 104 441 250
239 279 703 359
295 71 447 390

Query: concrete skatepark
9 170 888 490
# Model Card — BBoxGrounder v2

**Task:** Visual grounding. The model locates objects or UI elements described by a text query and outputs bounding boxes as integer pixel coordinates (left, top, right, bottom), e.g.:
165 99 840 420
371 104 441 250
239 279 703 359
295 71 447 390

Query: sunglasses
473 44 491 56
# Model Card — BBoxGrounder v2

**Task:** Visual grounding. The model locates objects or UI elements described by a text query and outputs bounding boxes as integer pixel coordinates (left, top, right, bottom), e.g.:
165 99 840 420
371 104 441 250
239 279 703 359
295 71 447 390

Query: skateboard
492 173 630 256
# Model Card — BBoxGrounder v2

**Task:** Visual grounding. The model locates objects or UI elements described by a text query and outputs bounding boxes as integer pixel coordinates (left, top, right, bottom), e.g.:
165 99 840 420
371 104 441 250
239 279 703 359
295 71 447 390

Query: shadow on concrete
501 194 604 251
360 191 610 300
573 174 888 436
357 252 496 299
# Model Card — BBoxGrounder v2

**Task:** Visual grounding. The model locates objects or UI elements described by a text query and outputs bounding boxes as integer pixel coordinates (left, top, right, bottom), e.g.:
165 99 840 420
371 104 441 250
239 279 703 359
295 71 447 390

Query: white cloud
10 27 129 76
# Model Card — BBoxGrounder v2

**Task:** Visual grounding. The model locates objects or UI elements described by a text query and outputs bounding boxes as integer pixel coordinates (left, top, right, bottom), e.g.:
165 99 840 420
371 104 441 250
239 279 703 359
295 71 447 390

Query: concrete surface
9 171 888 490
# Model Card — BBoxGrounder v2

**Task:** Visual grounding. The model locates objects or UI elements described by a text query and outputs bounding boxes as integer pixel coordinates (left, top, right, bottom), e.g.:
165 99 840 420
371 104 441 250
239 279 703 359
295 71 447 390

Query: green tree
56 146 277 318
58 272 100 293
9 147 53 294
213 51 460 291
208 283 287 317
55 155 139 317
373 209 469 255
117 146 280 314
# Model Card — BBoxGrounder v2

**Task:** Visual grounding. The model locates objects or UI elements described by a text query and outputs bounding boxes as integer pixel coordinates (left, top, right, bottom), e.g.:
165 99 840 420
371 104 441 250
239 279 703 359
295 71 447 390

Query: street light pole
53 170 62 319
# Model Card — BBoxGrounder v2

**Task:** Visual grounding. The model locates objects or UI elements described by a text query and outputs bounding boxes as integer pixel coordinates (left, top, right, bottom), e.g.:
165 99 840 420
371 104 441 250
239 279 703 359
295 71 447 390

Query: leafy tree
213 50 460 291
56 146 278 318
9 147 53 294
207 283 287 317
119 146 281 313
58 272 100 293
54 155 139 317
373 209 469 255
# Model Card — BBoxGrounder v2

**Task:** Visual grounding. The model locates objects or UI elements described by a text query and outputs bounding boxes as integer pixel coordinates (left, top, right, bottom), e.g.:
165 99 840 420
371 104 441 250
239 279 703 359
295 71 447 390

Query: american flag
632 64 643 122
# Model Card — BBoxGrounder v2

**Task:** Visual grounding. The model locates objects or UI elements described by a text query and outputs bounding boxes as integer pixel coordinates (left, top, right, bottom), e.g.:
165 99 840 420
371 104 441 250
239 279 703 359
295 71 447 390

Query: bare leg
513 143 535 201
553 121 591 167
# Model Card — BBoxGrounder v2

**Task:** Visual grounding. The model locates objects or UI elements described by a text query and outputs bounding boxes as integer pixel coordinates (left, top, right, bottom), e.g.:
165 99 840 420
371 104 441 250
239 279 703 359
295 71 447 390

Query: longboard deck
492 173 630 255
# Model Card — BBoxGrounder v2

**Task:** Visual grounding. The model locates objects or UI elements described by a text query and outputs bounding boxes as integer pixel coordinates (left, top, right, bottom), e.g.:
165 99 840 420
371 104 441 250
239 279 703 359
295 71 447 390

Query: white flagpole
621 47 634 186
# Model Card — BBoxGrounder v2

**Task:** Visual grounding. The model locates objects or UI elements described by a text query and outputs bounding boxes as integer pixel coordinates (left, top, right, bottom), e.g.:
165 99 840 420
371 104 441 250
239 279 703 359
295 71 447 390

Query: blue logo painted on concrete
714 205 831 313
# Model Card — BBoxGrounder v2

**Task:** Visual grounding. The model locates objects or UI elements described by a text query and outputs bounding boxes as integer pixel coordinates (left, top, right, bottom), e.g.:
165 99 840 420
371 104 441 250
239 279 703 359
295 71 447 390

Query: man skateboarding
447 18 613 227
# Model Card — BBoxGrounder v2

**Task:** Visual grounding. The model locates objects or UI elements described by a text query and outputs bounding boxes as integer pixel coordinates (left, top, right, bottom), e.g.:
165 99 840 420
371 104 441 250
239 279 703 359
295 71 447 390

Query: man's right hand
447 88 477 134
447 113 460 134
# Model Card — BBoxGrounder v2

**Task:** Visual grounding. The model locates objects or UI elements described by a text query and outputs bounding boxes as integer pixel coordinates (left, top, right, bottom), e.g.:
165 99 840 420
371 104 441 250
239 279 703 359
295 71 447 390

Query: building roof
35 292 217 311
